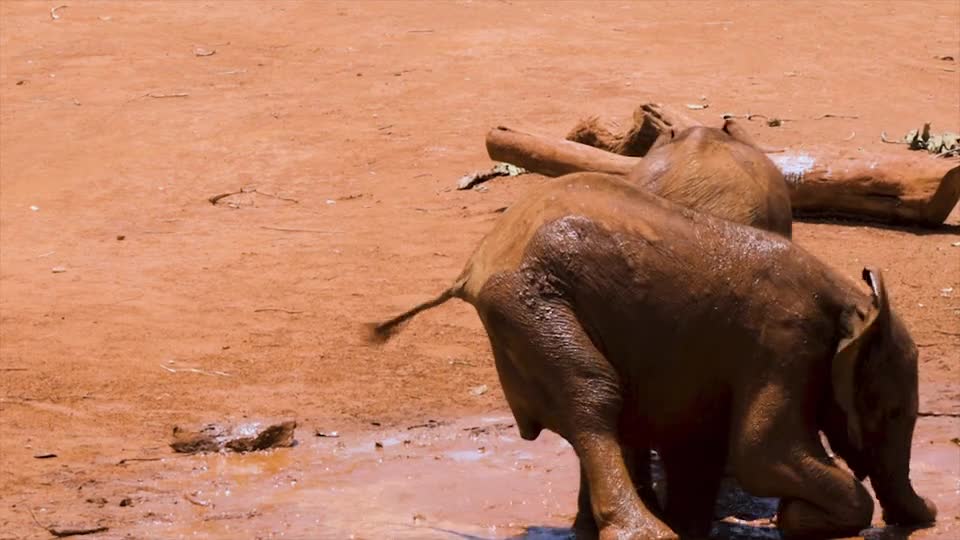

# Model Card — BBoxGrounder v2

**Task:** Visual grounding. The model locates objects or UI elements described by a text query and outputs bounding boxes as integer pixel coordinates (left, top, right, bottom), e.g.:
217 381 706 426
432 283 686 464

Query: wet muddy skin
77 415 953 539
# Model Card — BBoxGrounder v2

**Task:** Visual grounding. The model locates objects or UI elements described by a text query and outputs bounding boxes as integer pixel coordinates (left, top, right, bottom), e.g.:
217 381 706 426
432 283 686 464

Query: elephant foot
881 494 937 526
598 521 679 540
573 510 598 539
777 497 871 539
572 501 676 540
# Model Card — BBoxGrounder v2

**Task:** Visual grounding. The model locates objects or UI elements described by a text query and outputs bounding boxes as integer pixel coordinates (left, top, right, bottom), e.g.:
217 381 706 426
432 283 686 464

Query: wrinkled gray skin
368 174 935 539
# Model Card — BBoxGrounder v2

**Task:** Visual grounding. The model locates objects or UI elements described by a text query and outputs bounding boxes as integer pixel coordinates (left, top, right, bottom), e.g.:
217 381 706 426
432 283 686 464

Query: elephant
366 172 936 539
626 119 793 239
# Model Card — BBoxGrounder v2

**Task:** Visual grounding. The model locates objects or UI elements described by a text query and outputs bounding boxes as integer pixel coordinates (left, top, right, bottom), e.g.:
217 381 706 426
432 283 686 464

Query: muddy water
124 415 957 539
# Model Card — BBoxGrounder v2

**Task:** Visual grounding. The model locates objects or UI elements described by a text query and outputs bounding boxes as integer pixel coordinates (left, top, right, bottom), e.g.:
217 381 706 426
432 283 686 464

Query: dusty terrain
1 1 958 539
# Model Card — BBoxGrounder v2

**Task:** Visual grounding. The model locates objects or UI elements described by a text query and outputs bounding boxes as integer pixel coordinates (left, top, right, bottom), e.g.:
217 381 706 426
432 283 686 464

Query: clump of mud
170 420 297 454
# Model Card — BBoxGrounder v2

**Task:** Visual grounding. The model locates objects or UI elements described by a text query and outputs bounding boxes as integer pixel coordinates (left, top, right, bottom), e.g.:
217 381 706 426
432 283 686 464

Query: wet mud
88 415 958 539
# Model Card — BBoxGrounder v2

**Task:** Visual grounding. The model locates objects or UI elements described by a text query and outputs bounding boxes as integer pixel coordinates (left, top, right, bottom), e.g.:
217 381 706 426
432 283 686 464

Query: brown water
109 415 958 540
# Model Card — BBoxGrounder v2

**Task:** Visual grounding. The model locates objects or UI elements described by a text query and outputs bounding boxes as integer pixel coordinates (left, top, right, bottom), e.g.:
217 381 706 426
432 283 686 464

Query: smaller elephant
626 120 792 238
367 173 935 539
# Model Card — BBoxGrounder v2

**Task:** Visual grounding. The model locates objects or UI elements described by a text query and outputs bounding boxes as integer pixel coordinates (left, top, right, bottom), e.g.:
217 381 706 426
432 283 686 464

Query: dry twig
880 131 908 144
812 113 859 120
259 226 341 234
28 507 108 538
50 5 67 20
160 364 231 377
209 188 299 205
184 493 212 507
918 411 960 418
145 92 190 99
720 113 792 127
116 456 166 465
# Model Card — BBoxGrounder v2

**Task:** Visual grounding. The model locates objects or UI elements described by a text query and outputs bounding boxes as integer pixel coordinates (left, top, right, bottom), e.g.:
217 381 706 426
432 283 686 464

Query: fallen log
486 125 637 177
770 148 960 225
485 126 960 226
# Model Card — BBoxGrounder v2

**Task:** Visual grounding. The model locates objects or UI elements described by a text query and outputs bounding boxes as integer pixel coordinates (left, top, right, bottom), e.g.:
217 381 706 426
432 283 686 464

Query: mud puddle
117 415 956 539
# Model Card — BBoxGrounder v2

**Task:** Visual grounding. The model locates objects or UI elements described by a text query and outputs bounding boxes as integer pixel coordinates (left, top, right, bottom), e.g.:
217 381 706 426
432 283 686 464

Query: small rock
119 498 133 507
194 47 216 57
171 420 297 454
325 199 336 205
34 453 57 459
941 287 954 297
469 384 488 396
51 266 66 274
412 513 426 523
374 441 384 450
315 430 339 438
116 235 125 241
952 241 960 247
29 205 39 211
85 497 108 507
224 421 296 453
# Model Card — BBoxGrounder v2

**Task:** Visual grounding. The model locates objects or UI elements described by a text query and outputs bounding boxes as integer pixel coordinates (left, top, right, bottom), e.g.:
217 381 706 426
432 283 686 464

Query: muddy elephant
367 173 935 539
626 119 793 238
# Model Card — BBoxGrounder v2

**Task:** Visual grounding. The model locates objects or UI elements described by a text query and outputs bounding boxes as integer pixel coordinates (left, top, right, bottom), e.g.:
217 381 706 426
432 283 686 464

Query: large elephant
367 173 935 539
626 120 793 239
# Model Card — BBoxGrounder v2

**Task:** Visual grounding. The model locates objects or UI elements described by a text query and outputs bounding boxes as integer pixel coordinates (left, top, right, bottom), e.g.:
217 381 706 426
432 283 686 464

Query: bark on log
485 126 960 226
566 103 702 157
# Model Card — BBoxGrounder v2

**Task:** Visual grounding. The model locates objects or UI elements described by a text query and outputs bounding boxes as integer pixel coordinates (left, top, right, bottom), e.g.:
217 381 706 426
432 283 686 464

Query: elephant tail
364 278 466 345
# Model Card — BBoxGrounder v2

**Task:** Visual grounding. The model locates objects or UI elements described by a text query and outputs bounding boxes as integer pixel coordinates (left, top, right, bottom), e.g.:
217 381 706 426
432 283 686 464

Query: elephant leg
556 337 674 540
775 455 874 536
479 290 676 540
731 389 874 538
574 464 599 539
624 446 663 516
577 446 663 538
574 430 676 540
659 444 725 538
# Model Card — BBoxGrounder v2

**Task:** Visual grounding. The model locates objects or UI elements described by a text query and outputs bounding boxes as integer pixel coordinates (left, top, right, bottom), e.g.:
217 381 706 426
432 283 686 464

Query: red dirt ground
1 1 957 539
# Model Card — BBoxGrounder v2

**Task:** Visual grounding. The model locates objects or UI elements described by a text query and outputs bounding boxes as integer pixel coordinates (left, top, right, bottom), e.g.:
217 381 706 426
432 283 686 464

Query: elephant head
826 268 937 526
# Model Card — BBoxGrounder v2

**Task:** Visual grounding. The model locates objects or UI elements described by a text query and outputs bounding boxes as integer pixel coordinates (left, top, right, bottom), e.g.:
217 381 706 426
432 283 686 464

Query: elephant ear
832 267 889 450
